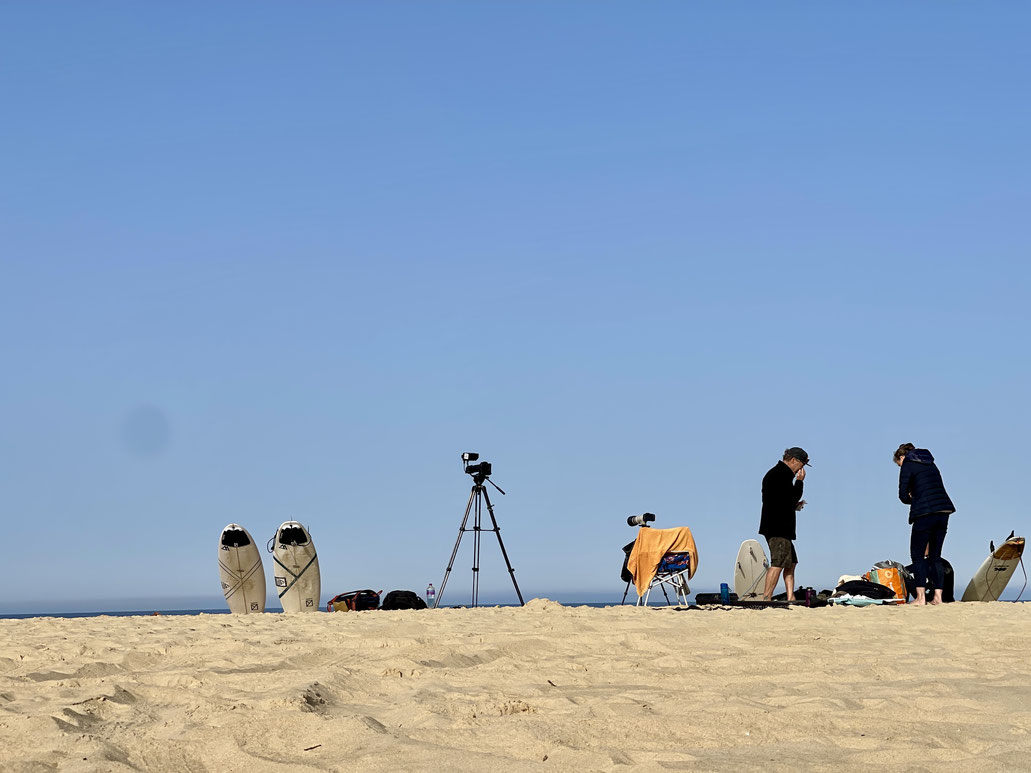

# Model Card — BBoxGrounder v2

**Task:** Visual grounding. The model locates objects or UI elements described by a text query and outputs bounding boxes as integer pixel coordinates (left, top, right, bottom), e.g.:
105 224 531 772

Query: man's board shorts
766 537 798 568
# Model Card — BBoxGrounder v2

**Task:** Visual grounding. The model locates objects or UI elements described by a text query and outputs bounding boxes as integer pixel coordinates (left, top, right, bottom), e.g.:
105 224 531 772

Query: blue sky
2 3 1029 612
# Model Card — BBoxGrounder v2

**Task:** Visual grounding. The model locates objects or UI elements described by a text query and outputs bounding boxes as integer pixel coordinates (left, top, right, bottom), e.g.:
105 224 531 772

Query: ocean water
0 608 245 620
0 589 643 618
4 597 1027 620
4 578 1026 620
0 602 625 620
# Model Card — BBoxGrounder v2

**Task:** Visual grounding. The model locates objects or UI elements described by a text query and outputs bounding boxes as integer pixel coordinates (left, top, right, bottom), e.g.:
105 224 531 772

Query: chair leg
640 568 691 607
677 574 690 605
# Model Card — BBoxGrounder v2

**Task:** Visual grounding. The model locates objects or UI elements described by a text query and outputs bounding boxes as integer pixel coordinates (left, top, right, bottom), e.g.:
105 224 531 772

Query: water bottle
720 582 730 604
426 583 436 607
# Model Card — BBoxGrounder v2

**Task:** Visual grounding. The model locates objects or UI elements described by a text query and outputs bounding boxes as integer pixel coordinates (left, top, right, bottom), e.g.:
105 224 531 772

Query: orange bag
864 567 906 601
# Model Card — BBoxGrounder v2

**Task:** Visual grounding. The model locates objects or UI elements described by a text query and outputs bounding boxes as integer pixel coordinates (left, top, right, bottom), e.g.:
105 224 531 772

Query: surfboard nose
277 522 310 546
220 525 252 548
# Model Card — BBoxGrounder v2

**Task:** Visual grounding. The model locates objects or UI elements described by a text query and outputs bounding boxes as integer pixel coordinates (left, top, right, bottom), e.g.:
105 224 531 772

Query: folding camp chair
638 551 692 606
623 525 698 607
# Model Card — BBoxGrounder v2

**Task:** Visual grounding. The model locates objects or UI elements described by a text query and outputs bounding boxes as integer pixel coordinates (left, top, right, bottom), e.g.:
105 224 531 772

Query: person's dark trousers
910 513 950 590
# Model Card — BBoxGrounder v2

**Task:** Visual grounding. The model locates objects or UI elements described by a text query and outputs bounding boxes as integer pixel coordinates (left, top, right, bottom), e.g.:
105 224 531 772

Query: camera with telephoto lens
627 512 656 527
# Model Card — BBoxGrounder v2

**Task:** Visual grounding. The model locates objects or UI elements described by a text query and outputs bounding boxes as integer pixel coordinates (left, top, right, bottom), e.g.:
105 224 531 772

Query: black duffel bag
381 590 428 610
833 579 898 600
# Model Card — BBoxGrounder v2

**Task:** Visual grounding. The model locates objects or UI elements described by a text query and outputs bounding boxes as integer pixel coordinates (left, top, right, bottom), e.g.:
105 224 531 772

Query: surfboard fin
990 540 996 553
1007 530 1015 541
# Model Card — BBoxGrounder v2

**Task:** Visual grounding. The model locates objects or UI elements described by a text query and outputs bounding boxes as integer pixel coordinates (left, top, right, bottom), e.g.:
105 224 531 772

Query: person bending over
895 443 955 606
759 447 810 601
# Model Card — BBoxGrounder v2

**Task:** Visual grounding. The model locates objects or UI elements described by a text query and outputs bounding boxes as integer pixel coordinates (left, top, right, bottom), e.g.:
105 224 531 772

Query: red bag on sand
327 590 380 612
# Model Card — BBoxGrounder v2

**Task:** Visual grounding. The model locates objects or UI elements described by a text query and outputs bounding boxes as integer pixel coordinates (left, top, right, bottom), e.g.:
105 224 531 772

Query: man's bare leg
762 566 783 601
911 587 926 605
931 589 944 605
783 565 796 601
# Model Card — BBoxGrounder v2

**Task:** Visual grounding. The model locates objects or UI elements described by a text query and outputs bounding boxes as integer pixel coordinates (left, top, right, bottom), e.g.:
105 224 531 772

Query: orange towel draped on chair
627 526 699 596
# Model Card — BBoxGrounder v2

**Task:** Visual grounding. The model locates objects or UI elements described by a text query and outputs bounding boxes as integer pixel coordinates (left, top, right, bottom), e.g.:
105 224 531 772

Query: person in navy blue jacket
895 443 955 605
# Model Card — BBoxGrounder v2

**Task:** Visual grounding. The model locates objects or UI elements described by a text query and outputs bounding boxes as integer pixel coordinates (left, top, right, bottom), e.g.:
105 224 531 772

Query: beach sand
2 600 1030 772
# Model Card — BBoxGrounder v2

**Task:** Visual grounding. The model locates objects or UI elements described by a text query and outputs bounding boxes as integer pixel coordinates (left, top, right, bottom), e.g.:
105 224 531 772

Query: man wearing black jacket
759 447 810 601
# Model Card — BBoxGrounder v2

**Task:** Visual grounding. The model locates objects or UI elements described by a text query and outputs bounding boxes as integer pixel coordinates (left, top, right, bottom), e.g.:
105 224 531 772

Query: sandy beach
2 601 1030 772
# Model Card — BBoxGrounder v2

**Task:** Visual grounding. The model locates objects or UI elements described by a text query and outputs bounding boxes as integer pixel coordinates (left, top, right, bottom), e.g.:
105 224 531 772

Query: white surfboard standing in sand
961 534 1025 602
271 521 321 613
218 523 266 614
734 539 769 599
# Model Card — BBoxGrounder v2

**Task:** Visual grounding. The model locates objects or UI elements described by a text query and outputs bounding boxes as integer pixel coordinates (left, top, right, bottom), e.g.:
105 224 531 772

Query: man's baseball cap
785 447 811 466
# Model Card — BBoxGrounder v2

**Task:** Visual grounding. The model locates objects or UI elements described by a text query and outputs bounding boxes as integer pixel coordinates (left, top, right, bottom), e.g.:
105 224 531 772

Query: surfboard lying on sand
961 534 1025 602
271 521 321 613
734 539 769 599
218 523 266 614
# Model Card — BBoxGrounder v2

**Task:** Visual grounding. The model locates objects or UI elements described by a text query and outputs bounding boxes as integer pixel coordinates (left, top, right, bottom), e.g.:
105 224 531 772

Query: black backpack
381 590 428 610
327 589 381 612
620 540 636 583
903 559 955 602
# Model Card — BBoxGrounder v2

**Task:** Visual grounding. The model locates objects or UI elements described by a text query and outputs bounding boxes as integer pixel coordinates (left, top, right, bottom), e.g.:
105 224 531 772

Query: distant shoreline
2 597 1027 620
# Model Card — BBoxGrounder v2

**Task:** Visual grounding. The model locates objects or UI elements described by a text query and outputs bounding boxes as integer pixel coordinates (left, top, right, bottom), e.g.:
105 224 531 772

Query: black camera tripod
435 467 525 608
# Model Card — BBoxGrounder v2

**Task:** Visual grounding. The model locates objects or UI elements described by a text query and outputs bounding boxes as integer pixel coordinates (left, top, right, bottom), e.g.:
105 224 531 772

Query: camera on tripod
437 451 523 609
627 512 656 527
462 452 492 479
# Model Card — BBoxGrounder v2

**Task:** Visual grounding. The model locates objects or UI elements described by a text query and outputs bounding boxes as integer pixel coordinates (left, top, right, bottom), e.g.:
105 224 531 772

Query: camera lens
626 513 656 527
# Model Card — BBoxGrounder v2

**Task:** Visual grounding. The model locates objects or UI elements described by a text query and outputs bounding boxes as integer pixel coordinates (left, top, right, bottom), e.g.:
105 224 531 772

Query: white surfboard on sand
271 521 321 613
218 523 266 614
961 535 1025 602
734 539 769 599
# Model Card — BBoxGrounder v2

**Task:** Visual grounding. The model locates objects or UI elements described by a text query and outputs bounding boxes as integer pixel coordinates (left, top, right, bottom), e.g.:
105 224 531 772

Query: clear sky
2 3 1029 612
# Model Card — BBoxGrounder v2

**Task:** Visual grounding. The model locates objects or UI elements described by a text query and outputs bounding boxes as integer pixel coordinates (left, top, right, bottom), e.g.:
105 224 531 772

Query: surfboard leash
1015 555 1027 602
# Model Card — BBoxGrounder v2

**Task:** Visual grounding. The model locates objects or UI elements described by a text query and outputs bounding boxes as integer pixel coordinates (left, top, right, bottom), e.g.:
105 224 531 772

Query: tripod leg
481 488 525 606
436 486 477 608
471 488 481 607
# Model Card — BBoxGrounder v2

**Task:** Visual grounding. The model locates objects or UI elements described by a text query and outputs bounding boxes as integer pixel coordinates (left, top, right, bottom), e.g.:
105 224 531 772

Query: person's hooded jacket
898 448 955 523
